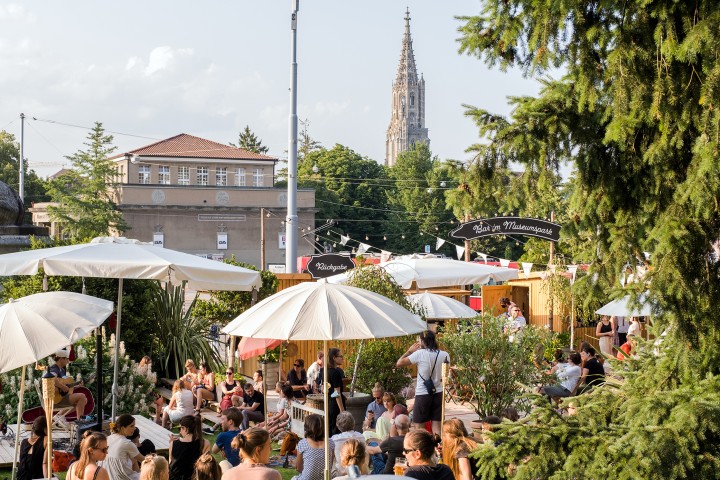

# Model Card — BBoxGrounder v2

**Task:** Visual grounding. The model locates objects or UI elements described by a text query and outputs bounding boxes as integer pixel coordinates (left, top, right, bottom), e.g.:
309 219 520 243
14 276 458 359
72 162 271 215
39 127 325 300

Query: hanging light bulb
450 219 455 224
365 235 369 241
333 243 337 248
401 234 405 239
440 181 446 187
266 211 271 217
435 226 439 231
383 235 387 241
316 236 319 241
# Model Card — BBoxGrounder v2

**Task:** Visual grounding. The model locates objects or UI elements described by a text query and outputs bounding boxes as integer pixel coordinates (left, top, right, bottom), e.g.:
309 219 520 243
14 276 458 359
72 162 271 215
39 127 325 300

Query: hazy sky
1 1 542 178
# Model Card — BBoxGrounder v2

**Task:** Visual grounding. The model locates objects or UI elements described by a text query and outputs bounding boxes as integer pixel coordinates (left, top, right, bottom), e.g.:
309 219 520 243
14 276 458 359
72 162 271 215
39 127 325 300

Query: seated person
334 439 369 480
258 384 293 437
182 359 199 390
192 362 215 414
161 380 194 429
253 370 264 394
219 367 243 411
366 413 410 475
211 408 242 472
329 412 365 477
362 383 387 431
48 349 87 420
540 352 582 400
364 392 406 442
578 346 605 394
288 359 309 399
126 427 156 456
237 383 265 431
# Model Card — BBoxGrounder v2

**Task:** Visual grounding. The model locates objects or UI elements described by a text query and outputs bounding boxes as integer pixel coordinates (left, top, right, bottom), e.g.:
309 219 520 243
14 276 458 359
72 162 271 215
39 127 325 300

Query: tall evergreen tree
47 122 128 240
233 125 269 154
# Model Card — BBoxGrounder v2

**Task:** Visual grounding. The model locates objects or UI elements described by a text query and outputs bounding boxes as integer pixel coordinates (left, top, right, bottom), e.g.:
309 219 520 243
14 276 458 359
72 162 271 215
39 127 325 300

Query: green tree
232 125 269 154
46 122 128 239
298 118 322 160
0 130 48 206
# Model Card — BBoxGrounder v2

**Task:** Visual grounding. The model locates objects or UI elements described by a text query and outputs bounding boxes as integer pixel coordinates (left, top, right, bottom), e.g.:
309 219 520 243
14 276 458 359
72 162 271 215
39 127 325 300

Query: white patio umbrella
0 236 262 419
222 280 426 480
407 291 479 320
595 293 654 317
326 255 518 289
0 291 113 480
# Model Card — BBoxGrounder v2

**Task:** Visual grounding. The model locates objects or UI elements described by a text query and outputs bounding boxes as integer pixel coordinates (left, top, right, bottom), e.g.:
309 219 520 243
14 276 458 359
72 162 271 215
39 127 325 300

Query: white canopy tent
595 293 654 317
407 291 479 320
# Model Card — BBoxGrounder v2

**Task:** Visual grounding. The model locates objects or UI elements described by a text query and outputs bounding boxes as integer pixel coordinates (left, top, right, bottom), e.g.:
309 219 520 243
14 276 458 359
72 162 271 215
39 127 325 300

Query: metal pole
111 278 124 421
19 113 25 202
548 211 555 331
11 365 26 480
285 0 300 273
261 208 266 270
323 340 330 480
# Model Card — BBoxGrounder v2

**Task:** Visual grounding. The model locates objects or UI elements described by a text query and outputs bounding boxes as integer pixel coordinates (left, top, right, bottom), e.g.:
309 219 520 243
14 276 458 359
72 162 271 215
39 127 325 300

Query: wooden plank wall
508 276 570 332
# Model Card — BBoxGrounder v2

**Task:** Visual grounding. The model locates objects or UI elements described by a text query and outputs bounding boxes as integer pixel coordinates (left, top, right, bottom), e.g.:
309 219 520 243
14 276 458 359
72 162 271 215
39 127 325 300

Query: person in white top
106 414 144 480
540 352 582 400
161 380 195 428
506 306 527 341
396 330 450 434
330 411 366 477
306 351 323 393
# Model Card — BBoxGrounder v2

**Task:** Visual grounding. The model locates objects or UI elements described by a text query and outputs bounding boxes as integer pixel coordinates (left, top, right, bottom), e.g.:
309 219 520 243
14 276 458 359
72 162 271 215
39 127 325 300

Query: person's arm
219 381 231 396
205 373 215 389
168 439 174 463
202 439 211 454
396 342 421 367
335 388 344 412
246 401 261 412
295 451 304 473
96 466 111 480
42 438 48 478
611 318 617 336
457 457 473 480
212 437 222 455
168 393 178 410
579 367 589 386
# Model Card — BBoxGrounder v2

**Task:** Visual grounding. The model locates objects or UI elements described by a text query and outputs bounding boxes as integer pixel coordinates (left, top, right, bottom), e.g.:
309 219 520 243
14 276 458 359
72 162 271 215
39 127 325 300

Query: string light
365 235 369 241
383 235 387 240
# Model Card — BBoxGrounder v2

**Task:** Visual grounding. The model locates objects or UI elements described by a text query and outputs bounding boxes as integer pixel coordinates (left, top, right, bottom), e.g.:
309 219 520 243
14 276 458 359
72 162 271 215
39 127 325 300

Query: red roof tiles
113 133 276 161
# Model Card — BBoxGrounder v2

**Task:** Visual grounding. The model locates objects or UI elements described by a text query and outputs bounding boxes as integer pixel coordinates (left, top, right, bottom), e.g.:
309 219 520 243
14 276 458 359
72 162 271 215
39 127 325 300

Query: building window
138 165 150 184
178 166 189 185
197 166 208 186
158 165 170 185
235 167 246 186
216 167 227 186
253 168 264 187
410 94 415 106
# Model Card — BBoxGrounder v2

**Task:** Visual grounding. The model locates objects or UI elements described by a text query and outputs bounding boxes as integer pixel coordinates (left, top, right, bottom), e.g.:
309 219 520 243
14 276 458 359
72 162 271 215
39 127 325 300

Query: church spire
386 8 429 167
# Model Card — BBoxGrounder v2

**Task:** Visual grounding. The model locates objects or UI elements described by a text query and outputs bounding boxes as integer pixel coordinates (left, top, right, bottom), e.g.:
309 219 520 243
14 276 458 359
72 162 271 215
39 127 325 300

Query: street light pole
285 0 300 273
19 113 25 203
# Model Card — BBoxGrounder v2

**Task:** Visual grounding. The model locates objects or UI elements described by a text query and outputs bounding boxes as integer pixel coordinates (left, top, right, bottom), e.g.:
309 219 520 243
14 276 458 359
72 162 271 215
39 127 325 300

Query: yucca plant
150 281 221 378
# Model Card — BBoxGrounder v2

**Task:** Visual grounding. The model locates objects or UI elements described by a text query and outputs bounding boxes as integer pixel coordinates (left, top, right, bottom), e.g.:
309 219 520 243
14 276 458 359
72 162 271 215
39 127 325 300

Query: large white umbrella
407 291 479 320
0 291 113 480
595 293 654 317
0 236 261 419
326 255 518 289
222 280 425 480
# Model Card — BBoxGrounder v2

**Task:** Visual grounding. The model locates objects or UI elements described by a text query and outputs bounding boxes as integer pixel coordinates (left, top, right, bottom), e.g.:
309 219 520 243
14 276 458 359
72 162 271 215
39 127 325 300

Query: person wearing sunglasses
402 430 454 480
287 358 309 399
67 431 110 480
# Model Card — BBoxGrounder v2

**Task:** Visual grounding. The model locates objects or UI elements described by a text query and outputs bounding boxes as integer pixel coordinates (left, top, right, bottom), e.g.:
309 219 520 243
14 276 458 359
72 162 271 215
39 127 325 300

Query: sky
0 1 543 179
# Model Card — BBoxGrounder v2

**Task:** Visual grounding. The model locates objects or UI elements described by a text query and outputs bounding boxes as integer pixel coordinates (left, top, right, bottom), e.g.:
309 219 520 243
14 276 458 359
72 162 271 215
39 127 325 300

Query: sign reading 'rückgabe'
306 253 356 279
450 216 561 242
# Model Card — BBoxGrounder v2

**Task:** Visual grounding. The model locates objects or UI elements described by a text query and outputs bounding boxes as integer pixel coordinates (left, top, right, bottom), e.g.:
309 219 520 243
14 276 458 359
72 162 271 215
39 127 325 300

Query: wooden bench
155 387 173 402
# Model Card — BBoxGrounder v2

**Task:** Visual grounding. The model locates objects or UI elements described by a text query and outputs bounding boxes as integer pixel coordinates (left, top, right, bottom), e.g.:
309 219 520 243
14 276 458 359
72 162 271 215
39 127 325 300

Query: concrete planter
304 391 374 433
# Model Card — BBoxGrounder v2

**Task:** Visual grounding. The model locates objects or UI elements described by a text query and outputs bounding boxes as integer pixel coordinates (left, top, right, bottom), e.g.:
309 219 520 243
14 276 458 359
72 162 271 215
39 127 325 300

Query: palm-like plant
150 281 221 378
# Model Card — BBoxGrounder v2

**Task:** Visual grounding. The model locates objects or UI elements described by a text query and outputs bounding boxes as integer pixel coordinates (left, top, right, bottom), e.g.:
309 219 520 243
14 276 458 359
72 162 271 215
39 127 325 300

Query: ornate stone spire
386 8 429 167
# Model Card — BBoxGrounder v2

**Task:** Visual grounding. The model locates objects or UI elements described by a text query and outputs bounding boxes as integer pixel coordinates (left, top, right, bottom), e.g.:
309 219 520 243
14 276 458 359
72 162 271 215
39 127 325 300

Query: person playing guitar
48 349 87 420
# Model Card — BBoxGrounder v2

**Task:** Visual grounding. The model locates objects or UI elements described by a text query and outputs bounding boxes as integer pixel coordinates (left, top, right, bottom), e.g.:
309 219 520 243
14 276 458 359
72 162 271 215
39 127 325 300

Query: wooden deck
0 415 172 468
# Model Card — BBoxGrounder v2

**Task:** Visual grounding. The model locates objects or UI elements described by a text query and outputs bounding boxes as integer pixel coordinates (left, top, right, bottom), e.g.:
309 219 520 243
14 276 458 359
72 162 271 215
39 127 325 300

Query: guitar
53 374 96 403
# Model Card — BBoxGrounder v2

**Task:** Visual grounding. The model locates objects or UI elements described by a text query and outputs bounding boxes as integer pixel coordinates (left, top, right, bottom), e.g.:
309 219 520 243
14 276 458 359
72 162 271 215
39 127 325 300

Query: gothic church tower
385 8 429 167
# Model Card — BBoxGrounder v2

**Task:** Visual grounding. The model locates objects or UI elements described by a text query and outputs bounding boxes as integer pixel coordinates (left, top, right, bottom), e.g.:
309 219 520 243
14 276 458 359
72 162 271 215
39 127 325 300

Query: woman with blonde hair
441 419 479 480
139 454 169 480
193 454 222 480
335 439 369 479
66 431 110 480
222 427 280 480
162 379 194 428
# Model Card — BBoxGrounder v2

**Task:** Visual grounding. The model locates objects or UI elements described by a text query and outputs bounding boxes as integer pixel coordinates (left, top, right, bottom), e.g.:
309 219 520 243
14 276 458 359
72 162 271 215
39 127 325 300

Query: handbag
418 351 440 395
52 450 76 472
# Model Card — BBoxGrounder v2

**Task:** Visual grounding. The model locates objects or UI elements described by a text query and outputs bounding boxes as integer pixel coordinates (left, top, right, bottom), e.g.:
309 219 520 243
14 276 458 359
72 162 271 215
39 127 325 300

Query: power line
30 117 162 141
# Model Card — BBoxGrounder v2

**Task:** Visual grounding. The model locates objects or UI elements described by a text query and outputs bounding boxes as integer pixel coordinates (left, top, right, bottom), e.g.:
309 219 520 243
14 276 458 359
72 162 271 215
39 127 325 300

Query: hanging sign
450 216 561 242
217 232 228 250
152 233 164 248
278 232 287 249
306 254 356 279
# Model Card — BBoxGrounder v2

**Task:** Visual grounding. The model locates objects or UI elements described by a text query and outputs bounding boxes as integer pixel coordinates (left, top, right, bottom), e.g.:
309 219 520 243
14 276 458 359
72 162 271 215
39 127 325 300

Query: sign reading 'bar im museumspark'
306 254 356 279
450 217 561 242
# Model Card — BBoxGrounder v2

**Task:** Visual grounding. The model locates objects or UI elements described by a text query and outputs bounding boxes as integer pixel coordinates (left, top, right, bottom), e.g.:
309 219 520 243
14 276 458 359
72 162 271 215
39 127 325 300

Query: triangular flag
477 253 488 263
340 235 350 246
456 245 465 260
499 258 510 267
548 264 556 273
436 238 445 250
567 264 578 283
522 262 533 277
380 250 392 262
357 243 370 254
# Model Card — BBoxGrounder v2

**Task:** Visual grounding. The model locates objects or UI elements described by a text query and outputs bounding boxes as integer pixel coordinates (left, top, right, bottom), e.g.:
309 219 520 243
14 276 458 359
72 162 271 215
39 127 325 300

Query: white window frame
178 166 190 185
235 167 246 186
138 165 151 184
253 168 264 187
158 165 170 185
197 166 208 186
216 167 227 186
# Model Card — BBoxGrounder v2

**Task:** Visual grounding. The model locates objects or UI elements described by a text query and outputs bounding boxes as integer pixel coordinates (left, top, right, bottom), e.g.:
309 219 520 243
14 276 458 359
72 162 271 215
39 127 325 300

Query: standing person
295 414 335 480
106 414 145 480
162 380 195 428
441 419 479 480
66 431 110 480
616 316 629 347
396 330 450 434
362 383 386 431
139 455 169 480
306 352 323 393
211 409 242 471
193 454 222 480
498 297 515 318
237 383 265 431
324 348 346 436
48 349 87 420
402 430 454 480
287 359 308 399
596 316 616 357
17 417 47 480
222 427 281 480
169 415 210 480
192 362 216 414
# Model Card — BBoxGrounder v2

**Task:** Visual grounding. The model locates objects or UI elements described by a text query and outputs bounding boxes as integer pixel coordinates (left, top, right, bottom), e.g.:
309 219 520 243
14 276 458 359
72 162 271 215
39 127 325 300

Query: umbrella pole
570 296 575 349
11 365 26 480
111 278 124 421
441 362 448 427
261 361 267 426
42 376 54 479
323 340 330 480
